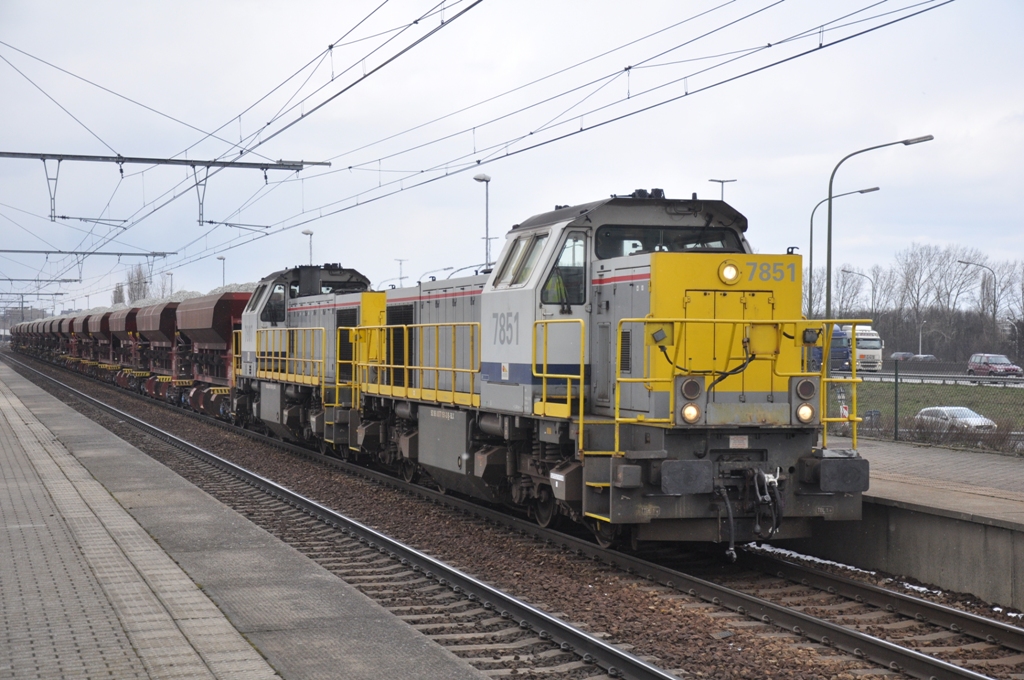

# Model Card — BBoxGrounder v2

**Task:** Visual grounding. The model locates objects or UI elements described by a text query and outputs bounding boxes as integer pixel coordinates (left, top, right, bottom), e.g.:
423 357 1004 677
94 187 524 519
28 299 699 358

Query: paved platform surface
0 362 487 680
831 434 1024 530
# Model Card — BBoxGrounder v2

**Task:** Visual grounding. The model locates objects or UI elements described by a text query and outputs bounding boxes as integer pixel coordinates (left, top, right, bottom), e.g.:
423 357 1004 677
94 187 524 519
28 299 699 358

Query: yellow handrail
612 317 867 453
330 325 359 407
355 322 481 407
232 329 242 387
532 319 586 454
255 327 325 388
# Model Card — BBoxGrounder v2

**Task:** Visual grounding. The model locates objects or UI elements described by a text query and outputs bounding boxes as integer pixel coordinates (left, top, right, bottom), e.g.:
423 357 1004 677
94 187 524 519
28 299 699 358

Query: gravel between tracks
9 357 906 680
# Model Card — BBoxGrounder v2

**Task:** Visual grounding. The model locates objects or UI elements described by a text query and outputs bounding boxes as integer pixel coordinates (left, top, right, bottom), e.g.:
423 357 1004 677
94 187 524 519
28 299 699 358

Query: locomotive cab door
240 279 286 378
535 230 590 409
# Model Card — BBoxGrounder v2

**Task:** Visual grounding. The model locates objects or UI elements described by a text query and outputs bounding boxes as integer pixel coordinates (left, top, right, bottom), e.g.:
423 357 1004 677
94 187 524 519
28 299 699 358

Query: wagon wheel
319 438 332 457
533 487 558 529
400 459 419 483
590 519 620 549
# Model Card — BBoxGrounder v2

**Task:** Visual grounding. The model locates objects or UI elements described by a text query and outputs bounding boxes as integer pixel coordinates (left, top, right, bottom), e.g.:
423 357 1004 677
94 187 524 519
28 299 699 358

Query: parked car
913 407 996 432
907 354 938 362
967 353 1022 376
889 352 915 361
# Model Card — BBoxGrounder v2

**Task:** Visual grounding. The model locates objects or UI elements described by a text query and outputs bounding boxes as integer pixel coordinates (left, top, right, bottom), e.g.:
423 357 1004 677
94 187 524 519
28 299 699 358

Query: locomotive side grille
386 304 415 387
336 309 358 382
620 330 632 374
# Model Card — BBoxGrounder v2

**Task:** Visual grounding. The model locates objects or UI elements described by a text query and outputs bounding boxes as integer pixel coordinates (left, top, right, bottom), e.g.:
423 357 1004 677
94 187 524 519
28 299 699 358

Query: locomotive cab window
541 231 587 306
494 232 549 288
261 283 286 323
595 225 743 259
245 284 267 313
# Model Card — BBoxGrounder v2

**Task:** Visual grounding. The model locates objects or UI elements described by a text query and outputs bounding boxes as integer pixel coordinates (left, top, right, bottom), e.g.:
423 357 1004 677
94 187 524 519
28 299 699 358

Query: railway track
1 353 677 680
7 352 1023 679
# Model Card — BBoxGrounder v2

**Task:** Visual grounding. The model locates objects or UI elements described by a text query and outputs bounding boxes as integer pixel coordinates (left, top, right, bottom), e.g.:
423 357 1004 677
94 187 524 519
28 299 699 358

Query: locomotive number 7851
492 312 519 345
747 261 797 282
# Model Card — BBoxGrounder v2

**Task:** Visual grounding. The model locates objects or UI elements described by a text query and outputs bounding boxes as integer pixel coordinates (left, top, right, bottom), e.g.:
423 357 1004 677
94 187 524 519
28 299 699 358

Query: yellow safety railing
356 322 481 407
255 327 325 387
531 318 585 417
232 330 242 385
327 326 359 408
820 323 865 450
532 319 588 457
613 317 868 453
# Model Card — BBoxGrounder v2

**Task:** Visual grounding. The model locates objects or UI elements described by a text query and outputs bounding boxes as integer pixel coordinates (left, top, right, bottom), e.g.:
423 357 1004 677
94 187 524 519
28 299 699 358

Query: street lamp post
842 269 876 317
473 174 492 267
395 259 408 288
918 319 927 355
708 178 736 201
163 271 173 296
825 135 933 320
1007 321 1020 360
301 229 314 266
958 259 998 328
216 256 225 287
809 187 879 316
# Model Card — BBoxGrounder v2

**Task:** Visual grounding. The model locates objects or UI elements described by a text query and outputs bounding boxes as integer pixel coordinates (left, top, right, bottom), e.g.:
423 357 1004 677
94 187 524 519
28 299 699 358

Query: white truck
840 324 883 372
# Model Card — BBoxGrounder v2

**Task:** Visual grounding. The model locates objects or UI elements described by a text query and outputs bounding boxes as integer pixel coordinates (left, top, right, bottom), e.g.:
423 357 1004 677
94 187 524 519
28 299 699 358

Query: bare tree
126 264 149 303
834 266 864 317
931 245 983 315
870 264 899 313
111 283 125 306
1009 261 1024 321
994 260 1018 323
155 273 173 298
895 243 938 325
803 267 826 318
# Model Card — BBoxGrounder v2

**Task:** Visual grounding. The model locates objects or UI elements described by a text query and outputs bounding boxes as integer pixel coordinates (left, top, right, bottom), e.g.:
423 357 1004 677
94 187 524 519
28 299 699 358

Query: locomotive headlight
795 403 815 423
718 260 740 285
680 402 702 424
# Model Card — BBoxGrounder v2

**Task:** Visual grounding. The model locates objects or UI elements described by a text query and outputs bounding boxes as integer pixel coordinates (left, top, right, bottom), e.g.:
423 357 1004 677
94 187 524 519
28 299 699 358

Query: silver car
913 406 996 432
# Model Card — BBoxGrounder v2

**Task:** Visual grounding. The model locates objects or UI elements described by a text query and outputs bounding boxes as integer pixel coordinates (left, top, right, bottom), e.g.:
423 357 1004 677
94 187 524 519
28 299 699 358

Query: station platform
0 362 486 680
784 434 1024 610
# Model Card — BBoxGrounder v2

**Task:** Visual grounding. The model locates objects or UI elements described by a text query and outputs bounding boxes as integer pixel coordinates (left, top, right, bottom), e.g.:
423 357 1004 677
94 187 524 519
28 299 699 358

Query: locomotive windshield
595 225 742 259
494 233 549 288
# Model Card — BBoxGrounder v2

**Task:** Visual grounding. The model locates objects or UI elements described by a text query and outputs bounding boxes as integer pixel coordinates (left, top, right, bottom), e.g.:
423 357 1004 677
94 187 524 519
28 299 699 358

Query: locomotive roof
257 263 370 288
512 190 748 233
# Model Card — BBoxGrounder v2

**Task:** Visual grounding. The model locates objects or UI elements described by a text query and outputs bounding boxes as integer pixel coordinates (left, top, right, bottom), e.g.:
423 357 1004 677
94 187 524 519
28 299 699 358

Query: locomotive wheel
400 460 419 483
590 520 620 549
319 438 332 456
534 488 558 528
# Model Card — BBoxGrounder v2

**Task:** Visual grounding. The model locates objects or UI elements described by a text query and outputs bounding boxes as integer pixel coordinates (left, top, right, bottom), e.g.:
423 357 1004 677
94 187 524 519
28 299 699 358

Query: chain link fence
826 360 1024 453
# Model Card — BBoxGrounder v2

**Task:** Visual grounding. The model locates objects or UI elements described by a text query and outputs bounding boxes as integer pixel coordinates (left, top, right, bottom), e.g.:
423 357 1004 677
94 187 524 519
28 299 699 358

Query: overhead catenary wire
85 0 953 303
0 53 118 155
81 0 946 303
3 1 488 299
13 0 953 306
237 0 947 222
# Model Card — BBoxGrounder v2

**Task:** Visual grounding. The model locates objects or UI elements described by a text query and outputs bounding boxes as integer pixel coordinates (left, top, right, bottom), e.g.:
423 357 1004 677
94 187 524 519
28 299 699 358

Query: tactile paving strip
0 377 278 680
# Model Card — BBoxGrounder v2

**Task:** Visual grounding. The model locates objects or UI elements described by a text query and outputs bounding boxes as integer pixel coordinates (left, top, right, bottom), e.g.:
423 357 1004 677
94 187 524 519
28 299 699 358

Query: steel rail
740 550 1024 653
4 353 1002 679
0 354 679 680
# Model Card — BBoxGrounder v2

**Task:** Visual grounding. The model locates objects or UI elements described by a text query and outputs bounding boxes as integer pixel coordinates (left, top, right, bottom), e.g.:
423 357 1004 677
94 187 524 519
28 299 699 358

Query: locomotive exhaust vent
619 330 632 373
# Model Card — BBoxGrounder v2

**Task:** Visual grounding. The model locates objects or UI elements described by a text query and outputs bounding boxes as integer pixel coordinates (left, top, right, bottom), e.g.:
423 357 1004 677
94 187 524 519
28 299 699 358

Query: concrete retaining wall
779 496 1024 610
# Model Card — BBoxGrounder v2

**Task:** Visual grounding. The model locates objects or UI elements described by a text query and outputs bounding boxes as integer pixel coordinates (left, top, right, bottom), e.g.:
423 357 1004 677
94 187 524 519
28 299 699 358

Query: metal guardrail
612 317 868 450
255 327 325 387
357 322 481 407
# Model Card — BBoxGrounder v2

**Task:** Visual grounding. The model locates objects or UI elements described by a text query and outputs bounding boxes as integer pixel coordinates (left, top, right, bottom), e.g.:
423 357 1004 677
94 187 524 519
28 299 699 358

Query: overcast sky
1 0 1020 312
